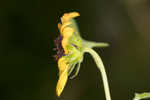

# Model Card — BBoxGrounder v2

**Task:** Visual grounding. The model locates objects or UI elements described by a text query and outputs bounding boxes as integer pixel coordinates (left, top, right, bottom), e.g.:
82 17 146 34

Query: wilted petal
61 12 80 23
56 70 68 96
56 57 69 96
58 57 68 74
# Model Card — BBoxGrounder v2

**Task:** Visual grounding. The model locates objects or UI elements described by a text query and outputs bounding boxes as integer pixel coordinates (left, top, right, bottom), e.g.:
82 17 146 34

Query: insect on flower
54 12 111 100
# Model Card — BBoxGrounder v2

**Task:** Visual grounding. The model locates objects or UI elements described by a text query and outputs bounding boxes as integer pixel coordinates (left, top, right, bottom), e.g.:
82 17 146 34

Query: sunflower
54 12 110 99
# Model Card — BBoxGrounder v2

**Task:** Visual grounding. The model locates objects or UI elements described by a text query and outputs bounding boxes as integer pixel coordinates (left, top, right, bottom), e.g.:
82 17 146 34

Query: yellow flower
55 12 81 97
54 11 109 97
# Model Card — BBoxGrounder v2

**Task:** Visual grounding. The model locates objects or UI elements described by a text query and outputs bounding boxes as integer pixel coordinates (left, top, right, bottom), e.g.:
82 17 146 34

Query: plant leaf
133 92 150 100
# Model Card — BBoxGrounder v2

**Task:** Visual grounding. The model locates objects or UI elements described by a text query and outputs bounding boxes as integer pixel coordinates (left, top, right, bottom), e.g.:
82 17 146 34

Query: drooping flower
54 12 110 98
54 12 83 96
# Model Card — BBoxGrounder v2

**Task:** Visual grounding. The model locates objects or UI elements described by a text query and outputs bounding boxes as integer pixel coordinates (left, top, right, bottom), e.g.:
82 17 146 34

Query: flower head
54 12 109 97
54 12 83 96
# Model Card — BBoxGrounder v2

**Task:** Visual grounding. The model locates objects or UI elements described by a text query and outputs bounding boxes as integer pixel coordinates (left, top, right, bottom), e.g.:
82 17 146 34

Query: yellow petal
60 22 71 34
61 12 80 23
62 27 74 38
57 57 69 96
56 70 68 96
58 57 68 75
61 27 74 54
62 38 69 54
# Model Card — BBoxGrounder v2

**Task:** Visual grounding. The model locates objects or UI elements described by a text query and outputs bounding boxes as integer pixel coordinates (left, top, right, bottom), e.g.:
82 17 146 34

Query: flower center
54 35 65 60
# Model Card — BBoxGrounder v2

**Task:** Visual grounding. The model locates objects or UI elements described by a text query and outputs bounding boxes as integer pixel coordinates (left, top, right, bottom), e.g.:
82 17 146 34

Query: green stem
83 47 111 100
82 40 109 48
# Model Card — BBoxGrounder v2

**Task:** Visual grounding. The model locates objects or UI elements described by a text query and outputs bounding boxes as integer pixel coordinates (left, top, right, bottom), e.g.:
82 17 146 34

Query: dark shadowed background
1 0 150 100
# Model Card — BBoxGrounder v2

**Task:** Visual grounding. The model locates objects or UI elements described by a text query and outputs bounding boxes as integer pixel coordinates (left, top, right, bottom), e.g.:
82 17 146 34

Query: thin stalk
83 47 111 100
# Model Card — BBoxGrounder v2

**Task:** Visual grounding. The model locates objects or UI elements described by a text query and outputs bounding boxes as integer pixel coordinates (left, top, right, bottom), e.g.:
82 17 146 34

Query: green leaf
133 92 150 100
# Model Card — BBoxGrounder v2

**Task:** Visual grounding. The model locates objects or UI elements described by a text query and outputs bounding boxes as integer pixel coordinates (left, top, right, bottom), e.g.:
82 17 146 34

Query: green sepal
69 62 81 79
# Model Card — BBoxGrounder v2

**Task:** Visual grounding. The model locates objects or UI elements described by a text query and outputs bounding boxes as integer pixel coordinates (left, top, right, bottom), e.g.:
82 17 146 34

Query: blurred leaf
133 92 150 100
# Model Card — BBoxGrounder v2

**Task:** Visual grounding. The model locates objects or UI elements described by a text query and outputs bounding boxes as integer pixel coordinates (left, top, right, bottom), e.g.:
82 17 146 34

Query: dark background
1 0 150 100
